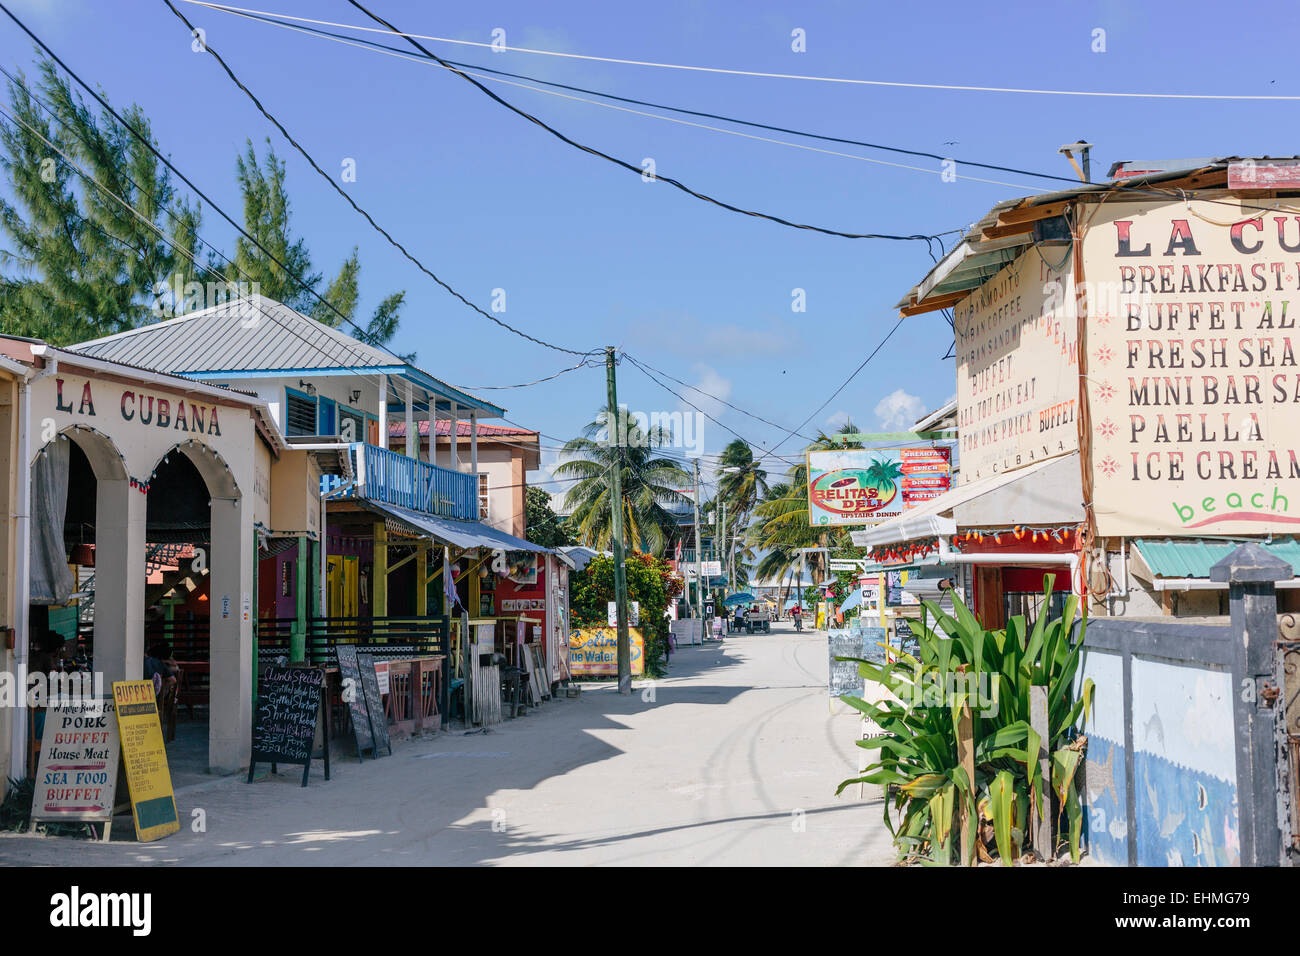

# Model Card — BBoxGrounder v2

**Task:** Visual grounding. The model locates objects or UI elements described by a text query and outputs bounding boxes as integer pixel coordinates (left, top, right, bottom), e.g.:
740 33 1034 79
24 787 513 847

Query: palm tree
555 410 692 555
716 439 768 530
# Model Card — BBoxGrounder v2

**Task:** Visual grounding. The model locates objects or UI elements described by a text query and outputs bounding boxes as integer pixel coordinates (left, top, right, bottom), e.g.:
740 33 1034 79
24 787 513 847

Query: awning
838 588 864 615
362 501 553 553
1133 537 1300 588
851 454 1077 549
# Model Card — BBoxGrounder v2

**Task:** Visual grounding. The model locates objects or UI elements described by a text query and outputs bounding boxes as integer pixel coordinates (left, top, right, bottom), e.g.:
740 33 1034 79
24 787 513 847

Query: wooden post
957 702 976 865
1030 685 1052 860
373 520 388 617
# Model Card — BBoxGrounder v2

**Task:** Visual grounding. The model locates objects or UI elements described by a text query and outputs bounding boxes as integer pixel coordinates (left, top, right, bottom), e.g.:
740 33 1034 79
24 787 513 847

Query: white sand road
0 622 893 866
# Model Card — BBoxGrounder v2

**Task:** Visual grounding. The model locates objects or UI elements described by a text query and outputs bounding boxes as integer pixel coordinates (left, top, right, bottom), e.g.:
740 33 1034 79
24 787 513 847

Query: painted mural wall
1080 647 1239 866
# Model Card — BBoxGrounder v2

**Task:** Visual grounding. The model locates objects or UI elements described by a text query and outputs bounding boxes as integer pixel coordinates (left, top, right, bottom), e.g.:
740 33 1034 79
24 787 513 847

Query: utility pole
692 459 704 630
605 347 631 694
718 499 726 602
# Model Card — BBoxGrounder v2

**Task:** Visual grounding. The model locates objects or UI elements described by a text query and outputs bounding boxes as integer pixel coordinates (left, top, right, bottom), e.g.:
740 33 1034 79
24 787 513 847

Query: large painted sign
953 247 1079 484
30 696 119 829
569 626 644 677
1083 200 1300 535
807 448 951 527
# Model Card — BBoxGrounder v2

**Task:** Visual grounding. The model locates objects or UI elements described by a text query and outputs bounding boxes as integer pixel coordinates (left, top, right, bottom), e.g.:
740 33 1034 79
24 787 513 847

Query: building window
478 473 489 520
285 391 317 437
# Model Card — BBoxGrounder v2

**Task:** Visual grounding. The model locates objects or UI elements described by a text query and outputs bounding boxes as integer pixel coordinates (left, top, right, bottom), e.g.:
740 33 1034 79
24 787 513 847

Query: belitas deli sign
1083 200 1300 535
807 447 950 527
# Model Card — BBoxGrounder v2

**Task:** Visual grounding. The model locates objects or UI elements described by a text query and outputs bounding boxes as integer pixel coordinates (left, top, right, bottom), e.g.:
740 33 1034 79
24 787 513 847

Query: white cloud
685 365 732 422
826 410 851 430
874 388 926 430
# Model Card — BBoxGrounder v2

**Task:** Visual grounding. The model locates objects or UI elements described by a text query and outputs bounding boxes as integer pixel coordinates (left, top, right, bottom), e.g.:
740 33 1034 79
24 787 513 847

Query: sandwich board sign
29 695 120 841
248 666 329 787
112 680 180 842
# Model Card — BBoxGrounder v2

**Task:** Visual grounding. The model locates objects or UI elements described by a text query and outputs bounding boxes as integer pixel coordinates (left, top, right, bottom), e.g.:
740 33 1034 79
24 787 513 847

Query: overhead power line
183 4 1300 234
622 352 816 444
765 315 908 459
182 1 1300 101
0 1 411 378
160 0 597 359
333 0 956 243
195 5 1043 192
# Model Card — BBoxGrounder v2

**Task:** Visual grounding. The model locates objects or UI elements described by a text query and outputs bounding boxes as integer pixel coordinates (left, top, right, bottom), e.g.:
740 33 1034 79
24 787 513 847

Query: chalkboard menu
248 666 328 787
334 645 376 760
356 652 392 756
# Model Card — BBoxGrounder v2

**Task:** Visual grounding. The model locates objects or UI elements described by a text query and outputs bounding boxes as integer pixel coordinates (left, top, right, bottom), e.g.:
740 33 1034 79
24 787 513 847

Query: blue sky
3 0 1298 495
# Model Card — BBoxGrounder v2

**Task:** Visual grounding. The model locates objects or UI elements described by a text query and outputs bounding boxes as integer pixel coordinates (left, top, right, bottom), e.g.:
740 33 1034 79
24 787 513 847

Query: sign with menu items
30 696 120 834
1083 200 1300 535
248 666 328 787
807 448 952 526
953 247 1079 484
111 680 179 842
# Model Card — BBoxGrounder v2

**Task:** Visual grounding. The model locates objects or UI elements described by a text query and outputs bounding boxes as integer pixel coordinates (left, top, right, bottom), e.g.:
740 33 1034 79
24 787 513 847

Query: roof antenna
1058 140 1093 183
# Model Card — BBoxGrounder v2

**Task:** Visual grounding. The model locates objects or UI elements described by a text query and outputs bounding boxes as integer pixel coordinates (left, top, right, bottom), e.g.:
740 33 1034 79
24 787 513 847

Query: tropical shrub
836 576 1093 865
569 552 680 678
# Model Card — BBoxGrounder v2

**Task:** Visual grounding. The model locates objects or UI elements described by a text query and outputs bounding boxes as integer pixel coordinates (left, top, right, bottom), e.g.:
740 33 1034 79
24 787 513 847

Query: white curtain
29 439 75 605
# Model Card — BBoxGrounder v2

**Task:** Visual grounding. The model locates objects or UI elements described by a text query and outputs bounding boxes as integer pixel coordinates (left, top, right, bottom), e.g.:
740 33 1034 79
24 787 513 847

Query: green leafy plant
836 576 1093 865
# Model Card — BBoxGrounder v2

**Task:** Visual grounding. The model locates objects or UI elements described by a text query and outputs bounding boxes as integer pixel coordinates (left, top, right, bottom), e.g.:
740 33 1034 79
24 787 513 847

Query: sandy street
0 622 894 867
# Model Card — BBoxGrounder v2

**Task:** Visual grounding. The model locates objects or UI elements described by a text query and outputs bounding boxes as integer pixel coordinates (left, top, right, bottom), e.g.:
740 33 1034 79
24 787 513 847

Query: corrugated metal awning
1134 537 1300 579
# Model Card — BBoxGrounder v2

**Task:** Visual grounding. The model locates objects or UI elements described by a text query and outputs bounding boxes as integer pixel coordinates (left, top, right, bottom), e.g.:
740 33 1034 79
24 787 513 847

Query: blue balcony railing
327 442 478 520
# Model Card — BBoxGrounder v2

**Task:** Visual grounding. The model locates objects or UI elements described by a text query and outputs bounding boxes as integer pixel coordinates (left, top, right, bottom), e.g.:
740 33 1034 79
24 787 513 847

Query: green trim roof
1135 537 1300 578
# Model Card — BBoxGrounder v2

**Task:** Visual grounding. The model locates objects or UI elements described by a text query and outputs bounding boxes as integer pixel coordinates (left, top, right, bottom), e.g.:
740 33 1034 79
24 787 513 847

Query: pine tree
0 60 201 344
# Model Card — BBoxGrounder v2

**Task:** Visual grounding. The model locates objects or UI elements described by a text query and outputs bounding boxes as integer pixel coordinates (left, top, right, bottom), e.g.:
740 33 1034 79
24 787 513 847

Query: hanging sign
953 247 1079 484
111 680 179 842
1083 200 1300 534
807 448 951 526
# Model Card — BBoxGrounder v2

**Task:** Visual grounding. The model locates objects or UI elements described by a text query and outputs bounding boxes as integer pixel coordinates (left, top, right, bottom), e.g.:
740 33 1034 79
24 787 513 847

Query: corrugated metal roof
72 294 403 373
1134 537 1300 578
67 294 503 416
896 158 1296 312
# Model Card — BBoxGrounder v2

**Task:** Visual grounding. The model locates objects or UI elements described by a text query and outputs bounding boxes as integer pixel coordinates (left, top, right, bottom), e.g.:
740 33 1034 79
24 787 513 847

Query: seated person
144 640 179 697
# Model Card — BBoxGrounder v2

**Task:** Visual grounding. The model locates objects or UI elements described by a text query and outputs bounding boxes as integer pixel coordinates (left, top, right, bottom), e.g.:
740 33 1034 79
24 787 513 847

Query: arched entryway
144 439 249 773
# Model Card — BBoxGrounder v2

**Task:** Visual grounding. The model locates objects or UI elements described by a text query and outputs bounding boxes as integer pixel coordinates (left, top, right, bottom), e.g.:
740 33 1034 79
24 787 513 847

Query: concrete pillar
449 402 460 471
378 374 388 450
208 494 254 773
469 411 478 476
404 380 414 461
93 478 146 685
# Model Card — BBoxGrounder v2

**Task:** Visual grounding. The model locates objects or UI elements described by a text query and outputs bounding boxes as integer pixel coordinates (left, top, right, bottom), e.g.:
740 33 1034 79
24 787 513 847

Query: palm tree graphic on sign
862 457 905 504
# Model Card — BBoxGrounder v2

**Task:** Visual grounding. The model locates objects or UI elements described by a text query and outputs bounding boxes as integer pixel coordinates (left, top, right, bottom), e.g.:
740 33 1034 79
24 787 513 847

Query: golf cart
744 606 771 633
